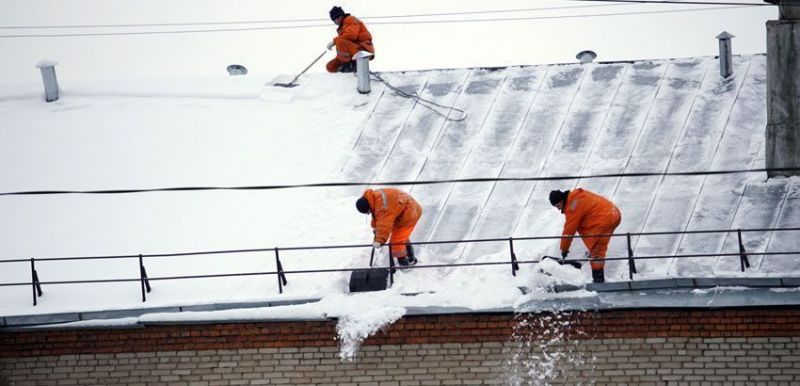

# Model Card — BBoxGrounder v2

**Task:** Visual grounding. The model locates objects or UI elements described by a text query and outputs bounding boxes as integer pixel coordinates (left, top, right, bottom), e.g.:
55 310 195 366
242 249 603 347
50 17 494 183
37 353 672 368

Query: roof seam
462 66 551 251
632 59 713 258
424 70 510 247
669 56 754 276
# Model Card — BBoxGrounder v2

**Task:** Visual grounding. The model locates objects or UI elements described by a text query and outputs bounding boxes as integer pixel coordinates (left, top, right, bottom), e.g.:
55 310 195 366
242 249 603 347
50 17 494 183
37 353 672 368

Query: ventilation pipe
35 60 59 102
355 51 373 94
765 0 800 177
716 31 734 78
226 64 248 76
576 50 597 64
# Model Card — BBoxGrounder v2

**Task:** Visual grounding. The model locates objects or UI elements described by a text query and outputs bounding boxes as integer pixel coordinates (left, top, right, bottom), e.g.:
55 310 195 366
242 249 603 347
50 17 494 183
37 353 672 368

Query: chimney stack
765 0 800 177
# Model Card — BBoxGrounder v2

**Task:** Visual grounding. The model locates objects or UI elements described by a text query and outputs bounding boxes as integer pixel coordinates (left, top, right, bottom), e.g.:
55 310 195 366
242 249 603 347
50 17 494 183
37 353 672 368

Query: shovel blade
542 255 582 269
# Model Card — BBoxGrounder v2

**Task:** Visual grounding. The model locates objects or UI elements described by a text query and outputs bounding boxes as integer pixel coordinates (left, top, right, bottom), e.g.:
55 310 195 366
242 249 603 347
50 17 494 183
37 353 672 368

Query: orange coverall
326 15 375 73
361 188 422 259
559 188 622 270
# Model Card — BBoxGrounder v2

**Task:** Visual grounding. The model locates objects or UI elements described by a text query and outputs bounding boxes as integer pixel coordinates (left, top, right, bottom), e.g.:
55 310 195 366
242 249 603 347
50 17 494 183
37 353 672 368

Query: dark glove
562 250 581 269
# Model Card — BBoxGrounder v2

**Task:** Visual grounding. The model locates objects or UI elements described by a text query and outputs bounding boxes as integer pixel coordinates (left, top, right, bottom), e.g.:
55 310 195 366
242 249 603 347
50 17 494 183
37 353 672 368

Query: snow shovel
542 255 582 269
273 50 327 88
349 246 390 293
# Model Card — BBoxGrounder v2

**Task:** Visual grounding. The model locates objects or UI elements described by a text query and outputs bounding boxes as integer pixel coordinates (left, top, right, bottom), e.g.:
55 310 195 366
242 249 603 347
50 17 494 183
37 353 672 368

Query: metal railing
1 227 798 306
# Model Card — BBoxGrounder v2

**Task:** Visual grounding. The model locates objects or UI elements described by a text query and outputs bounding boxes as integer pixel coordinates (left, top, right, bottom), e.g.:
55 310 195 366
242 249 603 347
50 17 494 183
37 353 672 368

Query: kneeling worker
356 188 422 267
549 188 621 283
326 6 375 73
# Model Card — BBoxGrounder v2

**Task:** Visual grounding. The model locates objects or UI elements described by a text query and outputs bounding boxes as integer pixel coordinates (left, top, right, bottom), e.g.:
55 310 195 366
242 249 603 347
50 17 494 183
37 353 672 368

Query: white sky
0 0 777 84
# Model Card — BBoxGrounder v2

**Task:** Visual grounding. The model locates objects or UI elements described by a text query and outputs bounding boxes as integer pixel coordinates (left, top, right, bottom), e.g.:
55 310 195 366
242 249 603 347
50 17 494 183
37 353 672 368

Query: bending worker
356 188 422 267
326 6 375 73
549 188 621 283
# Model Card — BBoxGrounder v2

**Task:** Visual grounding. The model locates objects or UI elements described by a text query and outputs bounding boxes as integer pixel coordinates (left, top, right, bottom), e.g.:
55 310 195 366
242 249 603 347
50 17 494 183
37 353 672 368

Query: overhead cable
371 72 468 122
1 168 797 197
0 5 759 38
0 4 631 30
567 0 768 6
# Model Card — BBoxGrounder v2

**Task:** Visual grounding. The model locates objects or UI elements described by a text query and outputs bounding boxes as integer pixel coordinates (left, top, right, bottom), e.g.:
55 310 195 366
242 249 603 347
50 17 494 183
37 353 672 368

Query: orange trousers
325 37 373 73
388 224 417 259
582 212 622 270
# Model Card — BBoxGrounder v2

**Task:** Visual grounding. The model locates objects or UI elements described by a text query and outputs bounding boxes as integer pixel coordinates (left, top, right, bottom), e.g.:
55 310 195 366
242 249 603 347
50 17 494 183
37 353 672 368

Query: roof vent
226 64 248 76
35 60 59 102
576 50 597 64
716 31 734 78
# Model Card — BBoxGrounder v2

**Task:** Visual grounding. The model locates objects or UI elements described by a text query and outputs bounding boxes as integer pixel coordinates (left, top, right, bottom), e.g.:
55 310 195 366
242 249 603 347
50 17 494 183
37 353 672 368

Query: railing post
626 233 637 280
275 248 288 294
509 238 519 276
737 229 751 272
368 246 375 267
30 258 42 306
387 242 394 286
139 254 151 302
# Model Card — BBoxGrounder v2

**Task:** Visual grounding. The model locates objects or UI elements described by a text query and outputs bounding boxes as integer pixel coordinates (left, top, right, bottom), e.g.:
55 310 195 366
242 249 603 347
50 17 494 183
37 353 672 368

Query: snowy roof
1 54 799 328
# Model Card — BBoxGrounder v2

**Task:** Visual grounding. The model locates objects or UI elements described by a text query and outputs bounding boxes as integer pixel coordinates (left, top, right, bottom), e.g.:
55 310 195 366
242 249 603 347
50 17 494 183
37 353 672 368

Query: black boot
406 244 417 264
592 269 605 283
339 60 357 73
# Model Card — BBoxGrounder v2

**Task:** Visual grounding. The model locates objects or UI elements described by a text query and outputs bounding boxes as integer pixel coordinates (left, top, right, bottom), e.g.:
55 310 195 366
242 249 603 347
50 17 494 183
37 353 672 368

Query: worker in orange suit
326 6 375 73
549 189 622 283
356 188 422 267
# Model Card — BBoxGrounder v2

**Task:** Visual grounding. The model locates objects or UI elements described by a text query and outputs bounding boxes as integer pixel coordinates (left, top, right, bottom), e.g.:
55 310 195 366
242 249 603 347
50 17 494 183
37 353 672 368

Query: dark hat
549 190 568 206
329 6 345 21
356 196 370 214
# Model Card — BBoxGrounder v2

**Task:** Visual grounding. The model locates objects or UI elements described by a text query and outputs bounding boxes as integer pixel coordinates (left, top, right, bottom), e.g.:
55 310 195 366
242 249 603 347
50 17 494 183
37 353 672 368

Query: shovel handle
286 50 327 86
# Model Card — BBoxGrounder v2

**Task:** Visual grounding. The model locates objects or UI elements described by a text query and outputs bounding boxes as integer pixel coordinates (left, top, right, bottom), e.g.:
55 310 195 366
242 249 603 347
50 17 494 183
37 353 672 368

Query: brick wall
1 308 799 385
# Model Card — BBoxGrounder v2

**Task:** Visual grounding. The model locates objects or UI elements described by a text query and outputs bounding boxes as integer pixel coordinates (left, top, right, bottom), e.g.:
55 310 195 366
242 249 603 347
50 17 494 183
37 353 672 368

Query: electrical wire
1 168 797 197
370 72 469 122
0 5 762 38
0 4 633 30
567 0 768 5
1 227 795 263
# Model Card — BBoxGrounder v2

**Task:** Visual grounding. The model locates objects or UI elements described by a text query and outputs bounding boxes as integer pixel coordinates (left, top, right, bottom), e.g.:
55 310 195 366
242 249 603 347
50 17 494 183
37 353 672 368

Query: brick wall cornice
2 308 800 358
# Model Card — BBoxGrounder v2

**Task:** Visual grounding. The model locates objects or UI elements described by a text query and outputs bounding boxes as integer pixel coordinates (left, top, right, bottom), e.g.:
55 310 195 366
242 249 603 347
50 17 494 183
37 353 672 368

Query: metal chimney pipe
355 51 373 94
35 60 59 102
716 31 735 78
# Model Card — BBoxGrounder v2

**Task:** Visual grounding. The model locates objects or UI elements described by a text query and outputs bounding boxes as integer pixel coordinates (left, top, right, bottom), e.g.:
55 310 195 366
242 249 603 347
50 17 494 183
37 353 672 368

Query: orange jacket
361 188 422 244
337 15 374 53
560 188 620 252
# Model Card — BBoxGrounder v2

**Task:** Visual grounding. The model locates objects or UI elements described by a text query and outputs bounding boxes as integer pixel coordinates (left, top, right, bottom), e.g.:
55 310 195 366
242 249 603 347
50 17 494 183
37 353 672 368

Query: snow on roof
1 55 799 332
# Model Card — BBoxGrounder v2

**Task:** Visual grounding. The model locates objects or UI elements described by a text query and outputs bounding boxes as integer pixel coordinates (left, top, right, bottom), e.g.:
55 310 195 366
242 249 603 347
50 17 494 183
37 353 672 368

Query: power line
0 4 632 30
0 168 796 197
568 0 768 5
0 1 769 30
0 5 762 38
